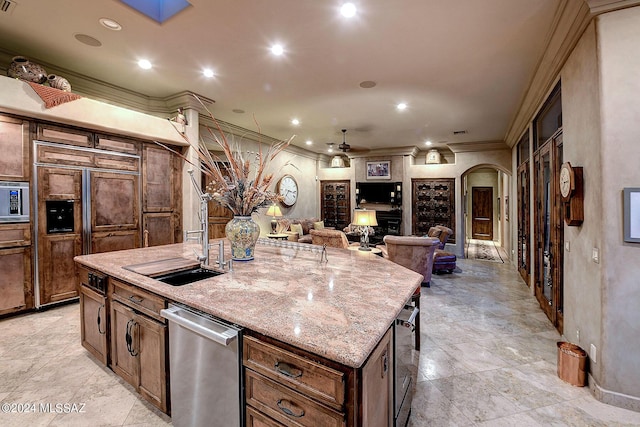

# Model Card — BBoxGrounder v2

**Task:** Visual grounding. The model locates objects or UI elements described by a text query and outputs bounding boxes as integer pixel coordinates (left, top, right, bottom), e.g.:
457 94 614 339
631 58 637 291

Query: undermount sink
155 267 224 286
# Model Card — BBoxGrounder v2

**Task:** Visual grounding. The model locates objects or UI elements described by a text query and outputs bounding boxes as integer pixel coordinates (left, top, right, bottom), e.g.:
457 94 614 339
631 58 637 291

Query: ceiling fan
338 129 351 152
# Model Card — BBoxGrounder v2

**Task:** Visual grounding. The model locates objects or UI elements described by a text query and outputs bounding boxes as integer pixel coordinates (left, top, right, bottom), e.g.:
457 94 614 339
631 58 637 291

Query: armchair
379 235 440 351
309 229 350 249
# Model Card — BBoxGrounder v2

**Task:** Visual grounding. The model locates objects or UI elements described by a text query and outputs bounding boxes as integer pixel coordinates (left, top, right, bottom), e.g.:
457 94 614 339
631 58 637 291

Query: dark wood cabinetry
244 328 392 427
142 144 182 246
0 115 30 181
320 180 351 230
78 266 108 365
411 178 455 242
0 223 33 315
109 279 168 413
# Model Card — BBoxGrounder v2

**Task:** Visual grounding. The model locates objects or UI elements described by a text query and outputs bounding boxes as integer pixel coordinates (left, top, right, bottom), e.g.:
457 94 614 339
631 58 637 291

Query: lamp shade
330 155 346 168
266 204 283 217
353 209 378 226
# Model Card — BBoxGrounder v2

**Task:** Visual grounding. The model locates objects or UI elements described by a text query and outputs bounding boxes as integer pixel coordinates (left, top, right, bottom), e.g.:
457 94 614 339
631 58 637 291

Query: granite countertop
74 240 423 368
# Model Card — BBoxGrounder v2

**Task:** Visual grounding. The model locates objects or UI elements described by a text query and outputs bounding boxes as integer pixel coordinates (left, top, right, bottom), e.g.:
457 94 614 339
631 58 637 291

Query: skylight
120 0 191 24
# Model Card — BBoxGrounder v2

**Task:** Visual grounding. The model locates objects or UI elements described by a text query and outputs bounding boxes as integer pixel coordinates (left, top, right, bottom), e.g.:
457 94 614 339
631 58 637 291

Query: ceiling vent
453 130 468 135
1 0 16 14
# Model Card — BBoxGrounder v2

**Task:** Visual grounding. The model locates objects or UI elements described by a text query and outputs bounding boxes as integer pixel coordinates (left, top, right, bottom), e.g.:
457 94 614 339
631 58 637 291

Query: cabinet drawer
110 278 165 322
244 336 345 409
94 152 140 172
95 135 140 155
247 405 285 427
0 223 30 248
36 143 95 167
246 370 345 427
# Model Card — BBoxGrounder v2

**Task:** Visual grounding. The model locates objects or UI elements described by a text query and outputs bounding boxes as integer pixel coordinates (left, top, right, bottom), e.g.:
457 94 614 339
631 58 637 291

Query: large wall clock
559 162 584 226
277 174 298 207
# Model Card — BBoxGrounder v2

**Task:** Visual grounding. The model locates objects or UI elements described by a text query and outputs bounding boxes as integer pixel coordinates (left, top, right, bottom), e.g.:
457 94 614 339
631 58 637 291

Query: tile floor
1 258 639 426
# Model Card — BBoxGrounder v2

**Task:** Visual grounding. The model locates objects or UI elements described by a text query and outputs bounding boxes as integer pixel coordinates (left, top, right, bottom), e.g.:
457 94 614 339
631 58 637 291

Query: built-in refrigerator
34 141 141 307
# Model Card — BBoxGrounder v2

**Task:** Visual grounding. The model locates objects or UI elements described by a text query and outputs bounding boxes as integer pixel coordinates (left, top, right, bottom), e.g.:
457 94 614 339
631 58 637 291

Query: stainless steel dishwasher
161 303 243 427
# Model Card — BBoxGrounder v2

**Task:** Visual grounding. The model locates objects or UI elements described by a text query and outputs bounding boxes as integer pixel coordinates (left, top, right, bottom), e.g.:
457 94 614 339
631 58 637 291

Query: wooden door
361 328 393 427
471 187 493 240
321 180 351 231
0 114 30 181
143 213 176 247
517 161 531 285
90 171 140 232
142 145 175 212
0 247 31 315
110 301 138 388
533 132 564 332
37 166 83 305
79 285 108 365
136 313 168 412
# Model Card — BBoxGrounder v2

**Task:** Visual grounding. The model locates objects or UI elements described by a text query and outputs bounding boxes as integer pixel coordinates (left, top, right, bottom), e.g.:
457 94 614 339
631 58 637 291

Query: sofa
277 218 324 243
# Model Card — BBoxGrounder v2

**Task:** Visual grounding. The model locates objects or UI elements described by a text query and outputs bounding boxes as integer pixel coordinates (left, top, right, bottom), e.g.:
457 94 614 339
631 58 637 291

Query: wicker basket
557 342 587 386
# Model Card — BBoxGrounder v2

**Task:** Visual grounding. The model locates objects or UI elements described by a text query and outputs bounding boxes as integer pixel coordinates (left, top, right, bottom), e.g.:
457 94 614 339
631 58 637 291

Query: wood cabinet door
79 285 108 365
143 213 176 247
321 180 350 231
90 171 140 232
136 313 168 413
142 145 175 212
361 328 393 427
0 115 30 181
38 234 81 305
91 230 139 254
37 123 94 147
0 247 32 315
110 300 138 388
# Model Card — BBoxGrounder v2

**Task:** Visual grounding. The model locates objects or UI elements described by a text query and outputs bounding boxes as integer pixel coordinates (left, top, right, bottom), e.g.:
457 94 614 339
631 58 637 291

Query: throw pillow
313 221 325 230
290 223 304 237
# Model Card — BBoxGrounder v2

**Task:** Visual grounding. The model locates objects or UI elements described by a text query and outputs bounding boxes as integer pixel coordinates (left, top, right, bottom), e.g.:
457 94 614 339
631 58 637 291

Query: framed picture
624 188 640 243
366 161 391 180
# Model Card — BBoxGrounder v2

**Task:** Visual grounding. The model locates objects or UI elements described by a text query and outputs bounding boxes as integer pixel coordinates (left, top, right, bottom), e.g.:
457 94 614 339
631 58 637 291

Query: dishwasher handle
161 306 239 346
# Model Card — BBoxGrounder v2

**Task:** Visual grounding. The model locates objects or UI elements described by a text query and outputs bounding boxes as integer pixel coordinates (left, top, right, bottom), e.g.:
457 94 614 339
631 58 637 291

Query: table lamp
266 204 283 234
353 209 378 251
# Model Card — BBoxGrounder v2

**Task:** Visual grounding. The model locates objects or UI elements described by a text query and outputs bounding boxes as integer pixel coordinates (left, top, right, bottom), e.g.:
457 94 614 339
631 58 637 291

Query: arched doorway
461 164 512 262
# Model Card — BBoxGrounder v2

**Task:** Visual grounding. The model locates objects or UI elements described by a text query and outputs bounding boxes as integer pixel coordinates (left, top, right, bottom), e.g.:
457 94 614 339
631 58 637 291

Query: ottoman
433 250 457 274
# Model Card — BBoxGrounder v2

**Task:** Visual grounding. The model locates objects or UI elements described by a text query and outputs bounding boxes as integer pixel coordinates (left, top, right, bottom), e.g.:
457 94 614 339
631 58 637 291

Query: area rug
466 239 504 263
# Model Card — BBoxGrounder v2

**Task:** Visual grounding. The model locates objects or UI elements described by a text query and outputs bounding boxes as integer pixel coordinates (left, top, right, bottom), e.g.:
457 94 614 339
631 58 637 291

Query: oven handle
398 306 419 328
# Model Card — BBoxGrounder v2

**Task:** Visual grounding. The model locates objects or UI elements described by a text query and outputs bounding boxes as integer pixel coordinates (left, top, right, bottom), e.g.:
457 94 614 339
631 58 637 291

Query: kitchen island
74 239 423 426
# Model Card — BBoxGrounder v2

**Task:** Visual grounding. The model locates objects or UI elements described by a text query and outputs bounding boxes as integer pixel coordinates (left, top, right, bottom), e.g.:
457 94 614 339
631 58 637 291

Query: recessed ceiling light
203 68 214 78
99 18 122 31
305 140 313 146
137 59 152 70
271 44 284 56
397 103 407 111
291 118 300 126
340 3 357 17
425 140 433 146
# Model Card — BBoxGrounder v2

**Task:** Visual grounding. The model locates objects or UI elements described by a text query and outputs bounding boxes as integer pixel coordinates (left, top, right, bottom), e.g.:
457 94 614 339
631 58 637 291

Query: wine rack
411 178 455 242
321 180 351 231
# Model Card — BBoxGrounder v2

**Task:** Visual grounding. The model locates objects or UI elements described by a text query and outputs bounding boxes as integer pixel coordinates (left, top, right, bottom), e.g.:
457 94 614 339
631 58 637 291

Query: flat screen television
357 182 395 204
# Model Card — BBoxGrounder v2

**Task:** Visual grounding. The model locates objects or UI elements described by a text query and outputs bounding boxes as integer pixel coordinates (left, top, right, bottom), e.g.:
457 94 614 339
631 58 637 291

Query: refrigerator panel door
90 171 140 232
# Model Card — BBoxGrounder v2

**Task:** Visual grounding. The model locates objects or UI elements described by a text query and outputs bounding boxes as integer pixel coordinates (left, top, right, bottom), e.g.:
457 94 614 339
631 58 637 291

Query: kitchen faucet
184 170 212 266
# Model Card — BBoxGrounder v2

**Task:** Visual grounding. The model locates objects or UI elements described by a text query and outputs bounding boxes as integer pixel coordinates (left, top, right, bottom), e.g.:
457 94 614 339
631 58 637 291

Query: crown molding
586 0 640 13
446 140 509 153
347 146 420 159
504 0 592 147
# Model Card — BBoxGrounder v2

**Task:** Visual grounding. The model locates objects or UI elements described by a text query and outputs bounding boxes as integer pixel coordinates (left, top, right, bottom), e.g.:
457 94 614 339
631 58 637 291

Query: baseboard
588 373 640 412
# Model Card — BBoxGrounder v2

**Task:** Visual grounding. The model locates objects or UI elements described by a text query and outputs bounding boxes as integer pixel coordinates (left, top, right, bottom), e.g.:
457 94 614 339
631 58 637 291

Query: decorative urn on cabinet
7 56 48 83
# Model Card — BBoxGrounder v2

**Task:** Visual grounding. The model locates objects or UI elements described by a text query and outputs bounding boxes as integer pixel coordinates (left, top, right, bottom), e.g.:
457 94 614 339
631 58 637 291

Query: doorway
471 187 493 240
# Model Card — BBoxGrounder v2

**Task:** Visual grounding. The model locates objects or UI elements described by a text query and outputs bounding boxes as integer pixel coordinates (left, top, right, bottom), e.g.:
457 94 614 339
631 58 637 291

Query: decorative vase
47 74 72 92
225 216 260 261
7 56 47 83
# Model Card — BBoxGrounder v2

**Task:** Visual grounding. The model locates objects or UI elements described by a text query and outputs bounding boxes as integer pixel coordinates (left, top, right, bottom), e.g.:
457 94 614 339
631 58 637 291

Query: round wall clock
559 162 575 201
277 174 298 207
